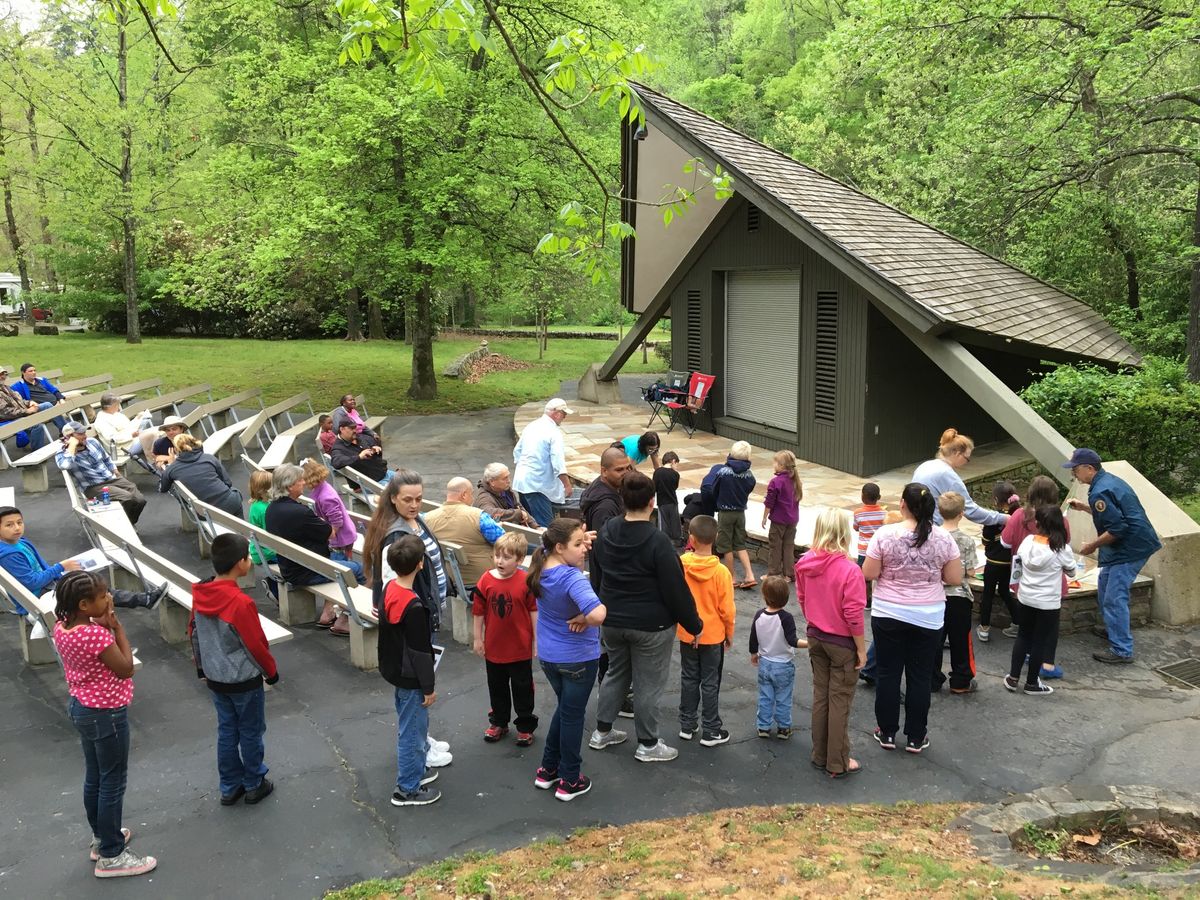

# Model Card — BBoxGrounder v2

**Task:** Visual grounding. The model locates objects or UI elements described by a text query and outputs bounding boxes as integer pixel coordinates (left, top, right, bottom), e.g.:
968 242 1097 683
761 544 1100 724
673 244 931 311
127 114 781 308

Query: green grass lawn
2 333 659 415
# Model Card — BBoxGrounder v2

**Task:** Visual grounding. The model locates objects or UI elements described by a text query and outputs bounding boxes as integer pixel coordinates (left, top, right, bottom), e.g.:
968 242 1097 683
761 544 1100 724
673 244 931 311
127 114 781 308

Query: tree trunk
0 108 31 295
368 294 386 340
345 285 364 341
408 276 437 400
117 3 140 344
25 102 57 294
1187 173 1200 382
463 284 477 327
1102 220 1140 318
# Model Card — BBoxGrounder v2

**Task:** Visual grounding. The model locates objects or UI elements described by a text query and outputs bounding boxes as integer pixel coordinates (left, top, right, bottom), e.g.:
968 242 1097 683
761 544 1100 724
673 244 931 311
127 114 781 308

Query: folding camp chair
644 369 691 429
663 372 716 437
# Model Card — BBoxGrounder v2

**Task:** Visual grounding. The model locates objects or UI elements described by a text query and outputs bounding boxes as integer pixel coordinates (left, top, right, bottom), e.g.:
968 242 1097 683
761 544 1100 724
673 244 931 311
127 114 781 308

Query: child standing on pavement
677 515 736 747
190 534 279 807
749 575 807 739
53 571 157 879
473 532 539 746
653 451 682 543
977 481 1021 644
379 534 441 807
935 492 978 694
1006 506 1075 696
762 450 802 578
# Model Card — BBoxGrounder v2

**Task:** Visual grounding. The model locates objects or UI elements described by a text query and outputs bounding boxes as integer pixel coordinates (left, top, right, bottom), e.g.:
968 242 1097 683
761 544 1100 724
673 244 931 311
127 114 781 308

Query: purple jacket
309 480 358 550
764 473 799 526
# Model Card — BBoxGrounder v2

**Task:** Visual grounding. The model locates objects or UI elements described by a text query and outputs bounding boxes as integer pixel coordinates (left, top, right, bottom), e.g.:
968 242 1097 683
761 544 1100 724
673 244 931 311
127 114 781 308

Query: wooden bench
191 496 380 669
58 372 114 398
187 389 263 438
122 383 212 422
334 465 385 511
1 391 103 475
237 393 313 454
257 414 324 470
74 506 292 649
77 378 164 420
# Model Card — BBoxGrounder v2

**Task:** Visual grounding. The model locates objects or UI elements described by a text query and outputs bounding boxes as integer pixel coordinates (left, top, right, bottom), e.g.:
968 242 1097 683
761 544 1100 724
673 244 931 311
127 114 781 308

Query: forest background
1 0 1199 495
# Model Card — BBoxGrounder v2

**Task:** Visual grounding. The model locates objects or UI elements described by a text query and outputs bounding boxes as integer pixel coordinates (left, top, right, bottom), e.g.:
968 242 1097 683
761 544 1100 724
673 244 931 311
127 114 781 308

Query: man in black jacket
579 446 632 533
329 420 393 484
587 471 702 764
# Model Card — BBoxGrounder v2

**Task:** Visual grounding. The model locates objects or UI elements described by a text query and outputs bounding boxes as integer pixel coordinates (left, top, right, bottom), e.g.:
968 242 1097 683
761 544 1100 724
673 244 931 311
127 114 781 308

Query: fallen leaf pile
463 354 533 384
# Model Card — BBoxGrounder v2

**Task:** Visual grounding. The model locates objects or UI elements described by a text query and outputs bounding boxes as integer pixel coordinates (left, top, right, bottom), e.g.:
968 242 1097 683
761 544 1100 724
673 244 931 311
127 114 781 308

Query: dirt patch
1017 817 1200 868
327 802 1174 899
463 354 532 384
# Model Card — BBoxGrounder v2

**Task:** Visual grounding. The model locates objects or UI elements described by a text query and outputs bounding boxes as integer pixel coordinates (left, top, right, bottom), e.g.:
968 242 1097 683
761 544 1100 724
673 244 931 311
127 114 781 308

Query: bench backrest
188 389 264 433
237 392 311 453
0 392 95 442
0 559 47 618
123 383 212 419
58 373 113 392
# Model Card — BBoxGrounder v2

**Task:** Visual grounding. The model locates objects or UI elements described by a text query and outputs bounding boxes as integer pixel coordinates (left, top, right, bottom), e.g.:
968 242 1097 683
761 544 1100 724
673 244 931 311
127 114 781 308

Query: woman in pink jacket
795 508 867 778
302 459 359 635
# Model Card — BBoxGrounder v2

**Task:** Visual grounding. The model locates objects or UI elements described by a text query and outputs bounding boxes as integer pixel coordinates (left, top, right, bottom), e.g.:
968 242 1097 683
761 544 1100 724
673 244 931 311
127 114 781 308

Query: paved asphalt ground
3 384 1199 898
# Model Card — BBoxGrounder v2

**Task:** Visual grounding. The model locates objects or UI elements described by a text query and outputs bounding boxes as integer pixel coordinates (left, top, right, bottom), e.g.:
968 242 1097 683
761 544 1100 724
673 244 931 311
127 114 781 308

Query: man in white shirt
511 397 574 527
92 392 160 460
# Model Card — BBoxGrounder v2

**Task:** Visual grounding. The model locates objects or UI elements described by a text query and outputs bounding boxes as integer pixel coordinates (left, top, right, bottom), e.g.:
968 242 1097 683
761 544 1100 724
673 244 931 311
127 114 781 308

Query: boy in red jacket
190 534 279 807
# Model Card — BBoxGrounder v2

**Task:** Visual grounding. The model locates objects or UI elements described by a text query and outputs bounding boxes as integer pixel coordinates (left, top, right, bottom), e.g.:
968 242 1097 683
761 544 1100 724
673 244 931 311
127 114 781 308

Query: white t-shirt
1013 535 1077 611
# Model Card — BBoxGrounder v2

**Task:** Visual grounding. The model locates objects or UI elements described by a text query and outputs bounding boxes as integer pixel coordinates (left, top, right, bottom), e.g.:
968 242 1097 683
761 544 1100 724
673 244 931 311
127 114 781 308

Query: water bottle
101 488 111 507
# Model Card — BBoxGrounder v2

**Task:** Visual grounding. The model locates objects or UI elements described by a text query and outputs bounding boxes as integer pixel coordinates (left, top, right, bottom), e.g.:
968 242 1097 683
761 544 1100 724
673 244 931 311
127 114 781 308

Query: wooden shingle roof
633 83 1140 367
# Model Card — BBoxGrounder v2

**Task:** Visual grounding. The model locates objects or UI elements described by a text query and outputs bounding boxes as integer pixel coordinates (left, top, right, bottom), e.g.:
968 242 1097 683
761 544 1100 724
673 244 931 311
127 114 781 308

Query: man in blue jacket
1065 449 1162 664
10 363 66 449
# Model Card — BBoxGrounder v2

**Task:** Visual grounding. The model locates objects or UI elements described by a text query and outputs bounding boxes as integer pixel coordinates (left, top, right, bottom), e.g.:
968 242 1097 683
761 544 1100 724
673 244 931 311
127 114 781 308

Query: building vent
747 203 760 232
814 291 838 424
686 290 703 370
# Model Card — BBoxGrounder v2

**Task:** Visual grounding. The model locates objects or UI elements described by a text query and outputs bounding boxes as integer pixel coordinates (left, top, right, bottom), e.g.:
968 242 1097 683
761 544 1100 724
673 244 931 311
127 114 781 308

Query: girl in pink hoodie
794 508 867 778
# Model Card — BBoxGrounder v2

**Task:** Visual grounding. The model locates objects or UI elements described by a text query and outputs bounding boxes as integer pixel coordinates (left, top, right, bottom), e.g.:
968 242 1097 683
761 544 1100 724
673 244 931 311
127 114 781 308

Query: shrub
653 341 672 366
1020 357 1200 495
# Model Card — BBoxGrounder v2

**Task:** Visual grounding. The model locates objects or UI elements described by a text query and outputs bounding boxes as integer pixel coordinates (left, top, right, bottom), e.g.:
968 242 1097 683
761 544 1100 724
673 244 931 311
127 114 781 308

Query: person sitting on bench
56 423 148 525
10 363 65 450
0 366 42 443
0 505 168 638
159 433 244 518
330 394 374 438
329 420 393 485
93 392 160 461
152 416 189 471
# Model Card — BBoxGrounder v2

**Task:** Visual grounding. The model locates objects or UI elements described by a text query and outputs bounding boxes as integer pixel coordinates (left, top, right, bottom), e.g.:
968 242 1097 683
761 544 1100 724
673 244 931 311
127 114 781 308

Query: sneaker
515 731 534 747
1093 650 1134 665
679 727 695 741
976 626 990 643
776 728 792 741
533 767 559 790
555 775 592 802
390 787 441 806
950 679 978 695
428 737 450 754
618 696 635 718
905 736 931 754
426 746 453 768
1004 675 1020 692
94 849 157 879
1023 680 1054 696
858 673 875 687
219 786 245 806
1041 664 1064 679
757 729 772 739
634 740 679 763
244 777 274 804
420 769 439 786
142 582 171 610
89 828 132 861
483 725 508 743
588 728 627 751
873 728 895 750
1002 625 1019 638
700 729 730 747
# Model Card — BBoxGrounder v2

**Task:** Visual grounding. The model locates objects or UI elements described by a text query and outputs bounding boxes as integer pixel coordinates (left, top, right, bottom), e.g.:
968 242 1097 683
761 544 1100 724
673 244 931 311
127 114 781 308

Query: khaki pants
809 637 858 774
767 521 796 576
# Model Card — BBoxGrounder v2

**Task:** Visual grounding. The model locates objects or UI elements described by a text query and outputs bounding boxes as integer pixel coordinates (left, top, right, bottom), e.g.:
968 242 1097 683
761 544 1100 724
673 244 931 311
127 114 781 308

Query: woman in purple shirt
303 459 359 633
527 518 606 802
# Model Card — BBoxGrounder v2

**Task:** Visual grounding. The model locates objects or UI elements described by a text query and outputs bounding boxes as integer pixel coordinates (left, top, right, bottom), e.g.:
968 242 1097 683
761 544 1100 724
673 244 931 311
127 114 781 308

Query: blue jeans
540 658 598 782
860 642 877 680
756 658 795 730
520 492 555 528
394 687 429 794
1097 558 1147 658
68 698 129 859
291 556 366 587
23 402 61 450
210 688 268 796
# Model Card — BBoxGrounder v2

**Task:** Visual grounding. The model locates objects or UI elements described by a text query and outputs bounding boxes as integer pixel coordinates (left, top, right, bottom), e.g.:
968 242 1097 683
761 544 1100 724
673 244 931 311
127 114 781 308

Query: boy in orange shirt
677 515 736 747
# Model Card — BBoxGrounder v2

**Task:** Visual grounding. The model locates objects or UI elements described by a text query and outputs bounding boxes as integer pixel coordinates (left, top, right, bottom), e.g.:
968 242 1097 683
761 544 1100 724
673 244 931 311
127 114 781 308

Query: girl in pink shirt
52 571 157 878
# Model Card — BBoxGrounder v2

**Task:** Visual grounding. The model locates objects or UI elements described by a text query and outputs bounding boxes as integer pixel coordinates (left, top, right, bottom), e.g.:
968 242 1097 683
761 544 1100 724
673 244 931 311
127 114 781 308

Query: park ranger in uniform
1064 448 1161 665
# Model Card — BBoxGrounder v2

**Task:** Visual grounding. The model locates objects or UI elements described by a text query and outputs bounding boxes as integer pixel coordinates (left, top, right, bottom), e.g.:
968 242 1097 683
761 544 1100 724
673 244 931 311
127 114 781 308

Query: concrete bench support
20 620 57 666
158 600 190 645
447 596 471 646
349 621 378 670
180 505 197 533
21 465 51 493
276 582 317 625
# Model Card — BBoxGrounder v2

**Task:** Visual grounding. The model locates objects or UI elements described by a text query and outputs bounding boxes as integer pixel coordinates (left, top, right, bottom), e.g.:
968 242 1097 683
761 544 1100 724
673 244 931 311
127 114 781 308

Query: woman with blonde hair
158 432 243 517
302 459 359 632
912 429 1008 528
794 508 867 777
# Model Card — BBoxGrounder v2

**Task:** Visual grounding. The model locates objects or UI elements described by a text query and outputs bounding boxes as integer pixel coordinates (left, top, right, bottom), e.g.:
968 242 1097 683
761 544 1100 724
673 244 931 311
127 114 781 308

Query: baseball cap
0 366 8 375
1063 448 1102 469
161 415 187 428
544 398 575 415
61 422 84 437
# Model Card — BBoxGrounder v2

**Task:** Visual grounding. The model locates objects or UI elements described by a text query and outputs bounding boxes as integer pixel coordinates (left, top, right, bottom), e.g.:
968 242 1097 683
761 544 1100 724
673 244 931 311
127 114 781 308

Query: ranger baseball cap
544 398 575 415
1063 448 1102 469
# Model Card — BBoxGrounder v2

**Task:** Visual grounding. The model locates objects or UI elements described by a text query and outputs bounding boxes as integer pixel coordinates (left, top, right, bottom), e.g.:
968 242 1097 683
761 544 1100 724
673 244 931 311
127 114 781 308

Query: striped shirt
853 505 886 556
56 437 117 491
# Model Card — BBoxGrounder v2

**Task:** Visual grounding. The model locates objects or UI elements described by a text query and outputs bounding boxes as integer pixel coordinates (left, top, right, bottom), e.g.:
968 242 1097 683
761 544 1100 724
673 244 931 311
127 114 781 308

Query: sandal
315 618 337 629
734 580 758 590
828 760 863 779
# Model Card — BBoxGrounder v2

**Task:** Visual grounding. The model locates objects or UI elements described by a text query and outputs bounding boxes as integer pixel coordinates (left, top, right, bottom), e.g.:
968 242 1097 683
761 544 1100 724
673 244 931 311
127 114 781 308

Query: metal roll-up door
724 271 800 432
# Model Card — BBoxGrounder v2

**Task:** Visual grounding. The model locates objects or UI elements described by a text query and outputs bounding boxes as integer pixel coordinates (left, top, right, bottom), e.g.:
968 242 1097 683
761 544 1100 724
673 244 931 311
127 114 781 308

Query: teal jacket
1088 470 1162 566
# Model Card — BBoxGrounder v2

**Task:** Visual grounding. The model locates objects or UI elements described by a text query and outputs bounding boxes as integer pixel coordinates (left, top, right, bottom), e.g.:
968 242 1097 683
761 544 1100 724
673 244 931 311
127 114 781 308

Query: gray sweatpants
596 626 675 744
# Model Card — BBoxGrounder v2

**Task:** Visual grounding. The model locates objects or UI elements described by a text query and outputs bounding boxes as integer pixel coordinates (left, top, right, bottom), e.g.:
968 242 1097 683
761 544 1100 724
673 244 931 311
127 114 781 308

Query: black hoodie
579 477 623 533
589 517 702 634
